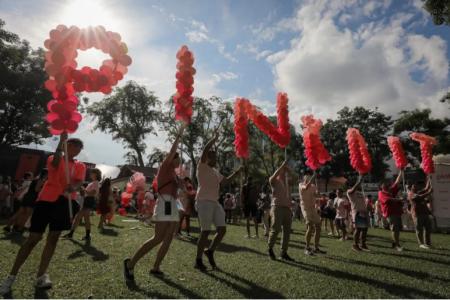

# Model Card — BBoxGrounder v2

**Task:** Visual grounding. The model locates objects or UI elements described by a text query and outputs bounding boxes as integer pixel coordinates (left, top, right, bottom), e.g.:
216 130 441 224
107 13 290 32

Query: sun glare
60 0 120 31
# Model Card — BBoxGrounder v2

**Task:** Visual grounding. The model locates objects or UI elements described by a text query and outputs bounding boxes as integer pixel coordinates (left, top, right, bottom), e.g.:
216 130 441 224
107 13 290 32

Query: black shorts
21 195 38 208
30 196 79 233
243 203 258 218
83 196 96 210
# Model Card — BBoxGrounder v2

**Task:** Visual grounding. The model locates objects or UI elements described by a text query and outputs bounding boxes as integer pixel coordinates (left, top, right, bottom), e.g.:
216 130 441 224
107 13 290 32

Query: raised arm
222 166 243 185
269 160 288 184
393 170 403 187
348 176 363 194
162 123 186 166
51 132 68 168
302 172 317 190
200 130 219 163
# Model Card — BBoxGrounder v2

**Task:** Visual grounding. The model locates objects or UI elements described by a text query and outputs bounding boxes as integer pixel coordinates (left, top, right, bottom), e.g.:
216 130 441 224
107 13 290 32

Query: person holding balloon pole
267 160 294 261
124 124 186 281
0 133 86 295
194 128 242 271
300 171 326 256
347 176 370 252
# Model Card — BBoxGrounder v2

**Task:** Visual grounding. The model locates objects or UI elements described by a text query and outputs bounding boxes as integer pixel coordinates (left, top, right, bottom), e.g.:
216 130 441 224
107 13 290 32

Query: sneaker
35 274 52 289
304 248 314 256
3 226 11 233
123 259 134 282
0 275 16 295
328 232 333 236
419 244 429 249
352 244 362 252
313 248 327 254
194 259 207 271
361 244 371 252
244 235 250 238
280 253 294 261
396 246 403 252
204 249 217 269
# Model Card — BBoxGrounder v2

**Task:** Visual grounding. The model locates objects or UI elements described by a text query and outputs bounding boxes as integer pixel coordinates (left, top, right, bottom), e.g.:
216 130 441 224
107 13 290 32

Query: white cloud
212 71 239 82
186 30 210 43
268 0 449 125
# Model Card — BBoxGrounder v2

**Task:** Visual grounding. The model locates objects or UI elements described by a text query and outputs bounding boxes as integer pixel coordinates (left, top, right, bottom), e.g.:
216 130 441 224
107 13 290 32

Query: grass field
1 215 450 299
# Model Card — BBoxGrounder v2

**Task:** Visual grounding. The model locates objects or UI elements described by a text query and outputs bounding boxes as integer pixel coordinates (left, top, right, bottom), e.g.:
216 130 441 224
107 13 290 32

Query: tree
146 148 167 168
87 81 161 167
0 19 52 146
321 107 393 183
422 0 450 26
440 92 450 105
393 109 450 166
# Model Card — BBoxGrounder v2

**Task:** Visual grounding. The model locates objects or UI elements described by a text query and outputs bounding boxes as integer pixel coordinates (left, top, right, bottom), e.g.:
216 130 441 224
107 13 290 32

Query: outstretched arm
269 160 288 184
51 132 68 168
348 176 363 194
301 172 317 190
200 129 219 163
222 166 243 185
162 123 186 167
393 170 403 187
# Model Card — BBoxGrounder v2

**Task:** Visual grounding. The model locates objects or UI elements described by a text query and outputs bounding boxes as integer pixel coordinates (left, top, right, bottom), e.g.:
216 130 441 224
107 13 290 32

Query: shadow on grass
0 232 25 246
295 259 444 298
176 235 267 257
203 269 284 299
153 275 204 299
99 228 119 237
67 239 109 261
125 281 173 299
104 223 124 229
324 254 449 283
33 287 49 299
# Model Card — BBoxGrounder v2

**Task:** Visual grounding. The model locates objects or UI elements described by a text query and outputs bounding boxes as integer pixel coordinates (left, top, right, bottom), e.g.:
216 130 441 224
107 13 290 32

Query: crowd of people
0 125 436 295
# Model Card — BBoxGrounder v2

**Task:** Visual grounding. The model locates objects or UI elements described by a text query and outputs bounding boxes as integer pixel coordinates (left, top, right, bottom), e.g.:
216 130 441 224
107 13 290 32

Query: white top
334 197 348 219
85 180 100 197
196 163 224 202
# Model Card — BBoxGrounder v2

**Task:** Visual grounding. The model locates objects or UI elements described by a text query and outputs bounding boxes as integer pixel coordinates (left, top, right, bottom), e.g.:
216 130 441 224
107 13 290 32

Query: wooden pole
63 139 73 220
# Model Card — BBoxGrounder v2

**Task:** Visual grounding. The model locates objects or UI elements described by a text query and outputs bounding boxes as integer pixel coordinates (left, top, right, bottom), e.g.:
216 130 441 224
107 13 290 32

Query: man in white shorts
195 132 242 271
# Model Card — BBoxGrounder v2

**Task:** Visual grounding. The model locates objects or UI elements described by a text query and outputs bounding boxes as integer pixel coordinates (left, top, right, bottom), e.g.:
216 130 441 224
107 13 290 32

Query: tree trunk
135 149 145 167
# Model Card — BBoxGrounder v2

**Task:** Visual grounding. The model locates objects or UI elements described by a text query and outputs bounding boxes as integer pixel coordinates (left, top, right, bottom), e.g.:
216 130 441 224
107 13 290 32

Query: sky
1 0 449 166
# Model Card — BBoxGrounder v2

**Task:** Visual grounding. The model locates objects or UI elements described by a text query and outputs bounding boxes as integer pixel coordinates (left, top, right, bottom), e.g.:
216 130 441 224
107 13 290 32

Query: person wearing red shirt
0 133 86 295
378 170 404 251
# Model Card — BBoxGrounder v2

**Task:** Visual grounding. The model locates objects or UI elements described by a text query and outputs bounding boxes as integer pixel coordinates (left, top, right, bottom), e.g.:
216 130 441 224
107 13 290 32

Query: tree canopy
0 19 51 146
87 81 161 167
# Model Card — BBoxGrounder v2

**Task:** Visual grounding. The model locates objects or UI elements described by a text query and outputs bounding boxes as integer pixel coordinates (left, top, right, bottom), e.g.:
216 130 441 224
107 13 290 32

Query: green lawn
1 215 450 299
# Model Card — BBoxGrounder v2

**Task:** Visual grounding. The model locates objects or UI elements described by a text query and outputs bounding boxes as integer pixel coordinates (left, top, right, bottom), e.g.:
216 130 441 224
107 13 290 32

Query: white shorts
196 200 226 231
152 194 179 222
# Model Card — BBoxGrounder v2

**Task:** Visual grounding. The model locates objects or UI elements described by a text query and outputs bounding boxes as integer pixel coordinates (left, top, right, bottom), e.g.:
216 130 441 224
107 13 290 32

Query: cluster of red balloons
121 172 146 208
234 93 290 159
174 45 195 123
301 115 331 171
346 128 372 175
410 132 437 174
44 25 131 134
387 136 408 170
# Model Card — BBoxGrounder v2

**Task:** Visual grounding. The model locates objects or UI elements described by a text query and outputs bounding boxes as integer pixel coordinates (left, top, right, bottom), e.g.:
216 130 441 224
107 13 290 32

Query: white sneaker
419 244 430 249
0 275 16 295
35 274 52 289
396 246 403 252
